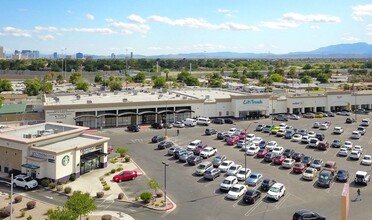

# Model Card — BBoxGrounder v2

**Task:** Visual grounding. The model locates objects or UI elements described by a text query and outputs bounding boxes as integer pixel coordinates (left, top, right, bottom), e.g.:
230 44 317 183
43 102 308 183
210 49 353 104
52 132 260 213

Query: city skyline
0 0 371 56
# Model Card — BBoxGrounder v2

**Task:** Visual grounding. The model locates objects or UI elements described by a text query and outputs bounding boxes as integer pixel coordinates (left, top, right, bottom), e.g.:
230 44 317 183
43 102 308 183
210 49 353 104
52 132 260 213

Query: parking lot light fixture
162 161 169 208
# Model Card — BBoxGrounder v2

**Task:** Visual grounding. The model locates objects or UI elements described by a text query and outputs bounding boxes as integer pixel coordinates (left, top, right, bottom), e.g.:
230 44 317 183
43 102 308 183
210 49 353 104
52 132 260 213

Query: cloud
85 13 95 21
128 14 146 23
148 15 259 31
310 25 320 29
67 10 73 14
367 24 372 30
260 20 299 29
39 34 55 41
108 22 150 34
283 13 341 23
192 43 225 50
352 4 372 21
148 46 163 50
61 27 114 34
217 8 238 17
33 26 58 32
341 36 360 42
1 26 31 37
105 18 114 22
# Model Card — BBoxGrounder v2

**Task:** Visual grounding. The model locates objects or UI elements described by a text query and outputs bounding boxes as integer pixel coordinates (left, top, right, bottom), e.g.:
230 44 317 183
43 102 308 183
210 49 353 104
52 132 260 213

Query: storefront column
74 149 81 178
101 143 108 168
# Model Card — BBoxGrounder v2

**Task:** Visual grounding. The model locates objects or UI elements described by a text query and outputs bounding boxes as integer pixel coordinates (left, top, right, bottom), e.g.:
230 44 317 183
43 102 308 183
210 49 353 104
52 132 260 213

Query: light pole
165 100 168 139
162 161 169 208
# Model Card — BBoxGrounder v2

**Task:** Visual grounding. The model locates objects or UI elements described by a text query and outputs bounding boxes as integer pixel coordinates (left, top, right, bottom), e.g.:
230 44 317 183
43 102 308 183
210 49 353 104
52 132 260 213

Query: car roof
356 171 367 175
224 176 237 181
271 182 284 188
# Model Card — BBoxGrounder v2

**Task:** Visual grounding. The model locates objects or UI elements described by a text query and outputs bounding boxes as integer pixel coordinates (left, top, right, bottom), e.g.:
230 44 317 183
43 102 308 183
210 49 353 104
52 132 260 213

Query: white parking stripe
232 198 241 207
275 193 290 209
325 181 335 193
245 200 263 216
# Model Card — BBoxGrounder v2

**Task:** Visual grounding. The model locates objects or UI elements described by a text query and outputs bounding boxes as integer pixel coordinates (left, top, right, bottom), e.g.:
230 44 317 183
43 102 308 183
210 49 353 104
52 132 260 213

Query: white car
302 167 318 181
13 175 38 190
227 164 242 176
236 168 251 181
343 141 353 150
227 184 247 200
200 147 218 158
301 136 310 144
291 134 302 142
308 138 319 148
307 131 316 138
228 128 237 135
281 158 295 169
266 183 286 201
320 123 329 130
241 142 255 151
266 141 278 150
276 129 286 137
220 176 238 192
349 150 361 160
360 118 370 127
337 111 351 116
219 160 235 172
186 140 202 151
333 127 344 134
351 131 361 139
353 145 363 153
338 148 348 157
246 145 260 156
313 122 320 128
245 133 256 142
279 123 287 128
252 137 263 146
361 155 372 166
272 146 284 155
288 114 300 120
173 121 185 128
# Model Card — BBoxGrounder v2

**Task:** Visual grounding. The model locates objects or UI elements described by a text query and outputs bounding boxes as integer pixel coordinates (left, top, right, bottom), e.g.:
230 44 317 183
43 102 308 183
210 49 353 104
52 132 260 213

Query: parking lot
102 114 372 220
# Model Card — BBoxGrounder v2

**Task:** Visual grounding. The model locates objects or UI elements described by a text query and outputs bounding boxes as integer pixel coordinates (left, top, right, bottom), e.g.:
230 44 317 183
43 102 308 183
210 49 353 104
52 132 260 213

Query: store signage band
31 151 54 160
243 99 263 105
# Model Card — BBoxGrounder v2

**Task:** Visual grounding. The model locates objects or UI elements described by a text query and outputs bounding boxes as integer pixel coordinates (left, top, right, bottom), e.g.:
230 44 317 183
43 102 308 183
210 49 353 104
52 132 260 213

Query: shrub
70 174 76 181
27 215 32 220
155 203 160 207
99 177 104 181
46 208 54 215
140 192 152 203
124 155 131 162
118 193 124 200
48 183 56 189
57 180 63 185
156 190 163 198
135 196 140 201
105 172 110 176
110 158 118 164
20 209 25 217
103 185 110 191
64 186 72 194
0 206 14 218
101 214 112 220
41 179 49 187
56 185 63 191
110 169 116 174
116 167 123 172
14 195 23 203
26 201 36 210
96 191 104 198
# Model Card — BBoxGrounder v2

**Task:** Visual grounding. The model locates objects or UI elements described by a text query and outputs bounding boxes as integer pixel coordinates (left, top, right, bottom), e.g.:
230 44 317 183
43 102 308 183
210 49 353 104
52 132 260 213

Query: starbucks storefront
80 146 107 174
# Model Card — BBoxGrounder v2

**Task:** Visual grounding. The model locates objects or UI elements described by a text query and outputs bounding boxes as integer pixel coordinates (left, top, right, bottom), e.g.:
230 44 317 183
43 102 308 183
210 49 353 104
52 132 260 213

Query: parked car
281 158 295 169
193 144 209 155
337 111 351 116
301 155 313 167
293 162 306 173
187 155 203 166
353 145 363 153
291 134 302 142
12 175 38 190
186 140 203 151
173 121 185 128
243 189 261 204
246 172 263 186
226 164 242 176
260 179 277 191
333 127 344 134
284 130 295 139
266 141 278 151
301 136 310 144
356 126 366 135
323 161 337 174
226 184 247 200
199 147 218 158
317 170 334 188
212 155 227 168
315 133 325 141
313 122 320 128
274 114 288 121
335 169 349 182
302 167 318 181
283 148 295 158
338 148 349 157
151 135 164 143
220 176 238 192
112 171 138 182
224 118 234 124
314 112 325 118
205 128 217 135
354 171 371 185
219 160 235 172
360 118 371 127
196 117 211 126
351 131 361 139
343 141 353 150
127 124 140 132
303 113 314 118
292 152 304 162
317 141 329 151
195 161 213 175
263 125 274 133
270 126 281 134
349 150 361 160
236 168 251 181
213 118 225 124
151 122 163 129
346 117 355 124
308 138 319 148
331 139 342 148
256 149 269 158
273 155 287 165
264 152 276 162
179 151 194 163
217 131 228 140
173 149 186 159
226 136 240 145
292 209 326 220
203 168 221 180
361 155 372 166
157 141 173 149
256 124 265 131
288 114 300 120
266 183 286 201
272 146 284 155
246 145 260 156
299 129 307 136
324 111 335 117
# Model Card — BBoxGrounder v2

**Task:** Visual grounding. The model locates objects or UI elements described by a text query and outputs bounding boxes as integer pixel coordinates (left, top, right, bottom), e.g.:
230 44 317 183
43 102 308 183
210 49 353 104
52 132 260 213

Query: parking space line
232 198 241 207
245 200 263 216
275 193 290 209
325 181 335 193
368 137 372 145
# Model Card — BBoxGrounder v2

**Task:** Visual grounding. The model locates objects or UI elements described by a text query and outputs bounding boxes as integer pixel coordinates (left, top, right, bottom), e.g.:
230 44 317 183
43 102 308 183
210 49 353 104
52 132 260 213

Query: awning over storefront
81 151 107 162
21 164 40 169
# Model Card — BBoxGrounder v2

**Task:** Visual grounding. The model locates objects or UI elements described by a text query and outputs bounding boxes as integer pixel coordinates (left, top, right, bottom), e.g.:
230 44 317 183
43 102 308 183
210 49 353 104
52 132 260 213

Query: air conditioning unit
37 130 44 136
97 92 101 96
183 96 187 99
87 100 92 104
176 94 180 97
122 98 128 102
76 95 81 100
23 133 32 139
114 91 118 95
54 97 59 102
133 91 138 95
151 92 155 95
103 93 107 96
88 93 92 96
205 95 210 100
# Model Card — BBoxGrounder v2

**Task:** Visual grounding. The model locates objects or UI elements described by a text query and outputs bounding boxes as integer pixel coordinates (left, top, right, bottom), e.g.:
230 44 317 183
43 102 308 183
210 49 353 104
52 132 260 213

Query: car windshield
222 180 231 184
310 139 317 143
214 157 221 162
270 187 280 193
248 147 255 150
295 163 302 167
319 173 329 180
246 191 254 196
238 170 246 174
230 166 237 170
197 164 206 169
313 160 321 164
324 164 332 168
221 162 229 166
231 187 241 192
24 177 33 181
305 169 313 174
189 142 197 146
250 174 257 179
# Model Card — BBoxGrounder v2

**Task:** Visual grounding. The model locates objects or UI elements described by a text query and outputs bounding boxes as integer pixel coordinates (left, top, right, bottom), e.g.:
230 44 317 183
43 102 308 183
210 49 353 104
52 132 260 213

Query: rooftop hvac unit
87 100 92 104
122 98 128 102
54 97 59 102
205 95 210 100
37 130 44 136
176 94 180 97
151 92 155 95
133 91 138 95
88 93 92 96
114 91 118 95
76 95 81 100
23 133 32 139
103 93 107 96
97 92 101 96
159 94 163 98
183 96 187 99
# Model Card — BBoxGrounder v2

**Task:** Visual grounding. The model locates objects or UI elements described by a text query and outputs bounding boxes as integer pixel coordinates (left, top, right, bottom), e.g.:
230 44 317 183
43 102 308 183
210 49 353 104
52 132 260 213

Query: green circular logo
62 155 70 166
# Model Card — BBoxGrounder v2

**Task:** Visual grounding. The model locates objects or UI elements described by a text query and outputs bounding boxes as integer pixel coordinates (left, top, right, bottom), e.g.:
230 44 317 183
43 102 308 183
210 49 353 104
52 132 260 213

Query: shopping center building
0 122 110 182
43 88 372 129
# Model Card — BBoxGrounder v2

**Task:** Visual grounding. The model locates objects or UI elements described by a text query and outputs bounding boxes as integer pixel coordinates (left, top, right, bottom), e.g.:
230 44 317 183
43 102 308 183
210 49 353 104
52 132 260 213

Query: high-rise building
53 52 58 59
0 46 4 59
32 50 40 59
76 52 84 59
130 52 133 59
111 53 116 59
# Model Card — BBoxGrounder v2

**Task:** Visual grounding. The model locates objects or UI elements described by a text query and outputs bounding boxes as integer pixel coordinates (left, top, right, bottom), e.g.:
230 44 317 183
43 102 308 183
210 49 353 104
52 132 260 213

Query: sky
0 0 372 56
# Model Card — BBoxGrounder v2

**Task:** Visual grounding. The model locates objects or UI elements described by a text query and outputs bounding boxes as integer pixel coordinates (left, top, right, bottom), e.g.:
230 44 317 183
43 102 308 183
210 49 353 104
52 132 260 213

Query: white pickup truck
200 147 218 158
13 175 38 190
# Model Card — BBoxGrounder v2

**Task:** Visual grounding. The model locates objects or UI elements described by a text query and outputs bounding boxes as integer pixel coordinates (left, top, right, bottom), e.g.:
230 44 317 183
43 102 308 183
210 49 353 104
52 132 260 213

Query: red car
293 162 306 173
113 170 138 182
226 136 240 145
273 155 287 165
256 149 269 158
317 141 329 151
238 131 248 140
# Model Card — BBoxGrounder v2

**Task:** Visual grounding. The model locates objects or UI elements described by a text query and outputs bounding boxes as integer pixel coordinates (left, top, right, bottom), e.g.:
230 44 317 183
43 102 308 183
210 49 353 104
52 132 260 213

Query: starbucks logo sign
62 155 70 166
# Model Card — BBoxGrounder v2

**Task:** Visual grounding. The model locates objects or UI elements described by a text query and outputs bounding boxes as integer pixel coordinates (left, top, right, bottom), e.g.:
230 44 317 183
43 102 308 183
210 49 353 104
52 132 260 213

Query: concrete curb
130 159 146 176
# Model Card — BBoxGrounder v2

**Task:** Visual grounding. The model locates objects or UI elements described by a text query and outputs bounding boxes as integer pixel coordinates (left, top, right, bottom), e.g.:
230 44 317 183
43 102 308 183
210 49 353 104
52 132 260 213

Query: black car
284 130 295 139
157 141 173 149
243 189 261 204
331 139 342 148
292 152 304 162
301 156 313 167
151 122 164 129
264 152 276 162
335 169 349 182
274 114 288 121
151 135 164 143
187 155 203 166
354 108 369 115
346 117 355 124
256 124 265 131
213 118 225 124
260 179 276 191
317 170 334 188
283 148 295 158
315 133 325 141
292 209 326 220
217 132 227 140
258 140 267 149
205 128 217 135
127 124 140 132
224 118 234 124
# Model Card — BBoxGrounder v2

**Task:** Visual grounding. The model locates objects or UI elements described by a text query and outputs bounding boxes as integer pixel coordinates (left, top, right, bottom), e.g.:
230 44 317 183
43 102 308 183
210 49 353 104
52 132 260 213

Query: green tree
259 77 273 86
270 73 283 82
240 75 249 84
69 72 83 84
94 74 102 83
24 79 41 96
316 73 329 83
152 76 167 88
56 74 64 84
148 178 161 194
116 147 128 157
288 67 297 78
303 64 312 70
0 79 13 92
134 72 146 83
164 68 170 81
301 75 313 84
109 79 122 91
41 81 53 94
0 96 4 107
48 207 77 220
75 81 89 91
64 191 96 220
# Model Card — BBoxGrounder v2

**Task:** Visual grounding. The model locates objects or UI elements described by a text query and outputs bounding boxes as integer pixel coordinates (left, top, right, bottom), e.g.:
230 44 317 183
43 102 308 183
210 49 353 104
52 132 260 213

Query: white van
196 117 211 126
184 118 197 127
360 118 370 127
